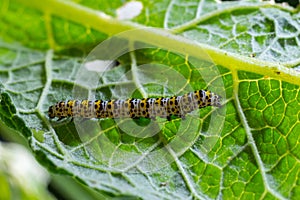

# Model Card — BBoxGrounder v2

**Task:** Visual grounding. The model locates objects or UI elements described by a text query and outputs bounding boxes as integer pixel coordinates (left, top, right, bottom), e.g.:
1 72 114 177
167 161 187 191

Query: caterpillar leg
167 115 172 121
57 117 66 121
180 115 186 120
150 116 156 121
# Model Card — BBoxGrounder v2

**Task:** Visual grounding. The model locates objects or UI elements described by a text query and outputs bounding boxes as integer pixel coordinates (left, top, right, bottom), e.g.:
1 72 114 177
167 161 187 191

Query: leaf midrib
14 0 300 86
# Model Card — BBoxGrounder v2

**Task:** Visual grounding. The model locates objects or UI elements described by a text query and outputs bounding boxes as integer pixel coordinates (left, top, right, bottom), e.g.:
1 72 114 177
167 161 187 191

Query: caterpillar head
48 105 56 119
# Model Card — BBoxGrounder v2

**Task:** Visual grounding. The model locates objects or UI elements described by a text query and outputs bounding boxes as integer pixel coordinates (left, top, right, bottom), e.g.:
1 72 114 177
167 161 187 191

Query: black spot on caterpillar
48 90 222 121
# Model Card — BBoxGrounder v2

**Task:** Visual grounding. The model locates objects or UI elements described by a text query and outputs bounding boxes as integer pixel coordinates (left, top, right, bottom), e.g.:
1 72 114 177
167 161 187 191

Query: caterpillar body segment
48 90 222 121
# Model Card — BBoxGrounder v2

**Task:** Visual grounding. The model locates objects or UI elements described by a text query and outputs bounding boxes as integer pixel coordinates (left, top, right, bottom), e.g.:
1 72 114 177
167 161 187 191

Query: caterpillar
48 90 222 121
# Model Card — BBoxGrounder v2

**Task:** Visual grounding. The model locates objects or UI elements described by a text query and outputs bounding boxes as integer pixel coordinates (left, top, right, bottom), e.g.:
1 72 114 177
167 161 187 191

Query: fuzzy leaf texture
0 0 300 199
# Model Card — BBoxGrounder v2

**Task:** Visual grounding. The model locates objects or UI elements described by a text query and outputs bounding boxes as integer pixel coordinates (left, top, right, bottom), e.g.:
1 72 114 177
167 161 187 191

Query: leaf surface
0 0 300 199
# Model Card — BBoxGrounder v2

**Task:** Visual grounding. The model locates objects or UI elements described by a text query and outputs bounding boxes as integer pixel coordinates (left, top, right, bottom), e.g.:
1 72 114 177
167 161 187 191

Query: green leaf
1 0 300 199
